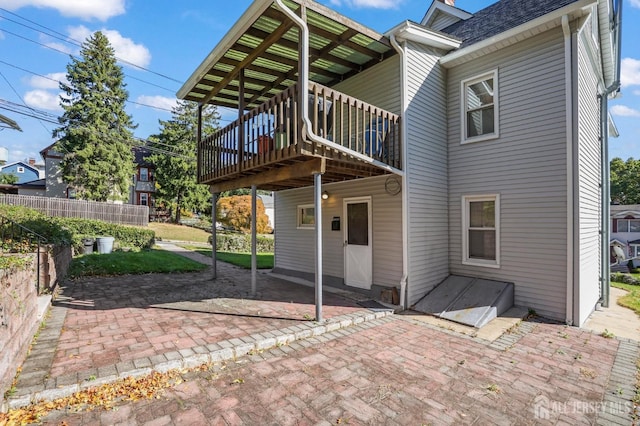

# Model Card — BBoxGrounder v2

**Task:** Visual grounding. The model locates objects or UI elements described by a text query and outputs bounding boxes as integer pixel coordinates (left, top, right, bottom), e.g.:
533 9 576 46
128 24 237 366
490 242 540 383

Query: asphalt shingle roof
440 0 580 48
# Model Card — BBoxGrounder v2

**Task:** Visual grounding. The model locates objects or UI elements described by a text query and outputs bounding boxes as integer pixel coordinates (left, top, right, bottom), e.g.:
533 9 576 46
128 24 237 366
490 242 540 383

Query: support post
211 191 218 280
251 185 257 296
314 172 323 322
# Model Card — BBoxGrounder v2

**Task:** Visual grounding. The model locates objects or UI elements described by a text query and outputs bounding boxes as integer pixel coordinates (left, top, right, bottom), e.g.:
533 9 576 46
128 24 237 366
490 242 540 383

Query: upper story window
617 219 640 233
461 70 499 144
17 166 24 173
462 194 500 268
139 167 149 182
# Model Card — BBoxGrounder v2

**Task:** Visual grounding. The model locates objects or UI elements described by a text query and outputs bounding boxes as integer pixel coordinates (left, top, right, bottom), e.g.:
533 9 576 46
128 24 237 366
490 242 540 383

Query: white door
344 197 372 289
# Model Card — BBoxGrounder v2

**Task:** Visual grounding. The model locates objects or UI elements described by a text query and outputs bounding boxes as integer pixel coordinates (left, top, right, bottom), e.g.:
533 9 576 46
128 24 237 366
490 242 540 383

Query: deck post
251 184 257 296
211 191 218 280
314 172 323 322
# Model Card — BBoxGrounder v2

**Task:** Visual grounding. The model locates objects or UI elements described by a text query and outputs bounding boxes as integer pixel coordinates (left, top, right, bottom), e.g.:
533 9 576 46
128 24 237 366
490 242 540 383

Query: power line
0 27 178 94
0 70 53 134
0 7 184 84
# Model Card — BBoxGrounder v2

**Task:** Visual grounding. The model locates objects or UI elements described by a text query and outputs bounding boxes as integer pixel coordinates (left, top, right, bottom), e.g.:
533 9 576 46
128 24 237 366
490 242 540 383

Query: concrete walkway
584 287 640 340
3 243 640 425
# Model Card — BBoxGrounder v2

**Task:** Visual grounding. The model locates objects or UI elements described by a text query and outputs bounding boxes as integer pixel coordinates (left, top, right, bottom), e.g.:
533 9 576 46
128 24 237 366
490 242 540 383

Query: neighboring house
40 143 70 198
0 160 41 184
40 143 156 207
610 205 640 261
258 194 275 231
129 146 156 208
178 0 621 326
17 179 46 197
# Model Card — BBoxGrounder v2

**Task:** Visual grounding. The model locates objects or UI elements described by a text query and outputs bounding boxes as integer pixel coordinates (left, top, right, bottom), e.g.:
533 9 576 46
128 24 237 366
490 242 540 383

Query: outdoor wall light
322 191 329 200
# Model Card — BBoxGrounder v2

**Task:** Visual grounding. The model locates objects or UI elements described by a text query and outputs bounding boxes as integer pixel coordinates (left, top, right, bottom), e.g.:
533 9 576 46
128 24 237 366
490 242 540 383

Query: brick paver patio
5 243 639 425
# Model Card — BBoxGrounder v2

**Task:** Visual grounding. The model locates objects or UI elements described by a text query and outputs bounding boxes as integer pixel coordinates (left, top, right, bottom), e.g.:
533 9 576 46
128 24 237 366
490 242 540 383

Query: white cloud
631 0 640 8
621 57 640 87
68 25 151 68
0 0 125 21
610 105 640 117
24 90 62 111
136 95 177 112
43 40 73 55
28 72 68 90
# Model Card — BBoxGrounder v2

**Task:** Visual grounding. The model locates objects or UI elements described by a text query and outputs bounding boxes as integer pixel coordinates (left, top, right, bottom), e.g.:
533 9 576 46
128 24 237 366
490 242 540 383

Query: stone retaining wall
0 258 39 399
0 245 72 399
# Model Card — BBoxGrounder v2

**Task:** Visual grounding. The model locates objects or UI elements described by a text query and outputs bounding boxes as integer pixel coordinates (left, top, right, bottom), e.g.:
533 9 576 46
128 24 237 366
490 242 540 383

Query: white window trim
462 194 500 268
297 203 315 230
460 69 499 144
17 166 25 173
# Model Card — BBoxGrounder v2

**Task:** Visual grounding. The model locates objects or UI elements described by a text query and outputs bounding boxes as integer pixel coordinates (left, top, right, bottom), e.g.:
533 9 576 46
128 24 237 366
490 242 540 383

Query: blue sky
0 0 637 164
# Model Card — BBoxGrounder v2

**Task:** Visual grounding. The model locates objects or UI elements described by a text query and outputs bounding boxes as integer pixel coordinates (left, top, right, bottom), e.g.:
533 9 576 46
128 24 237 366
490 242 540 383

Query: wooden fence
0 194 149 227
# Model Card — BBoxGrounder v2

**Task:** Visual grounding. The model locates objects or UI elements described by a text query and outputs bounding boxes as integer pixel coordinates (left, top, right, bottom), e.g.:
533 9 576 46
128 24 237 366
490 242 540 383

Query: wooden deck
198 82 402 192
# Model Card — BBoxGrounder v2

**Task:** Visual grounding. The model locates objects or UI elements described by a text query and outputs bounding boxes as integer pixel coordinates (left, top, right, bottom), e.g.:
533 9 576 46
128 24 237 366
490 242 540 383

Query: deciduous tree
53 31 136 202
217 195 271 234
610 157 640 204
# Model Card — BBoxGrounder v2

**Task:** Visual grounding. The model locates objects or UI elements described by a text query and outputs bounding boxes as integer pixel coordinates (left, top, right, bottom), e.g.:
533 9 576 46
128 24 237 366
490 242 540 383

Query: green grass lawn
181 245 274 269
148 222 211 243
611 282 640 316
68 249 207 278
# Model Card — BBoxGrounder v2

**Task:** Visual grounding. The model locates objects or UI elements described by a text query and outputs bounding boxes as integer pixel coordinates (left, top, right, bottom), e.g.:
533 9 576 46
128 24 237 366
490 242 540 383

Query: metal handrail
0 214 47 294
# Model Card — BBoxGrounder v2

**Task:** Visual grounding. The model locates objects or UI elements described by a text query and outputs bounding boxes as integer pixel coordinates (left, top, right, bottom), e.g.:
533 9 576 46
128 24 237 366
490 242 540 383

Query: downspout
562 15 575 325
600 0 622 308
272 0 404 177
390 33 408 310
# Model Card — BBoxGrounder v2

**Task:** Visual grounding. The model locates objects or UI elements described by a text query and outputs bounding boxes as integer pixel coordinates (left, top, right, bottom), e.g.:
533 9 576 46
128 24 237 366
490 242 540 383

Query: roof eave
177 0 273 100
387 21 461 50
440 0 598 68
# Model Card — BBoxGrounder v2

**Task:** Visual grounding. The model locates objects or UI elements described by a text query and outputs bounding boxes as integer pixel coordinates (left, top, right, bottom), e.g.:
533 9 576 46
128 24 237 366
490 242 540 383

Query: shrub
208 233 274 253
611 272 640 285
0 204 154 254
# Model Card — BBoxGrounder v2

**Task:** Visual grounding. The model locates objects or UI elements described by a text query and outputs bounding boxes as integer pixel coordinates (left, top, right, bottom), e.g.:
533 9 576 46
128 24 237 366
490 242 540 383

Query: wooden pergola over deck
178 0 404 321
178 0 402 193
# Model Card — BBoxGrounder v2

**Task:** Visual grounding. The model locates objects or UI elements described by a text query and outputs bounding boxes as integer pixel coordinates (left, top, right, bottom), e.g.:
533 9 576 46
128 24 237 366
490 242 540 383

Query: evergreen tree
53 31 136 202
148 101 218 223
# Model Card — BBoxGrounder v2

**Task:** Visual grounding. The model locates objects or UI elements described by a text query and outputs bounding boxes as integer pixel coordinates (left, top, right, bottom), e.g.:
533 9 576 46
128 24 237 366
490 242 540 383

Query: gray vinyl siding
447 28 569 321
274 175 403 288
574 31 602 326
404 41 449 305
429 13 461 32
332 55 401 115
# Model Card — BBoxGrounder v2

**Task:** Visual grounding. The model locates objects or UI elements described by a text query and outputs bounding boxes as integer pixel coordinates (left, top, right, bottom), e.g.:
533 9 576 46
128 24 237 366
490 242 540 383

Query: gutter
599 0 622 308
389 33 408 310
562 15 575 325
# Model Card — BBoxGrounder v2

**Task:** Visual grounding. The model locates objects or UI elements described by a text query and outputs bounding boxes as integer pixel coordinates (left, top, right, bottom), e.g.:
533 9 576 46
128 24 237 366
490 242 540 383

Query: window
462 194 500 267
617 219 640 233
139 167 149 182
461 70 499 143
17 166 24 173
140 193 149 206
297 204 315 229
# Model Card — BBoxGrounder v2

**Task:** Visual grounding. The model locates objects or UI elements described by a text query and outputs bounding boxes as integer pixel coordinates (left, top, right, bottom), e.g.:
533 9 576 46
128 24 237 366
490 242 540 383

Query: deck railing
198 82 401 184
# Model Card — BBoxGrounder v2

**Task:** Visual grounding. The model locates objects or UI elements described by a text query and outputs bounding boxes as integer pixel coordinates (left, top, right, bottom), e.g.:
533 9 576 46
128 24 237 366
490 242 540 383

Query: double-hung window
461 70 499 143
462 194 500 267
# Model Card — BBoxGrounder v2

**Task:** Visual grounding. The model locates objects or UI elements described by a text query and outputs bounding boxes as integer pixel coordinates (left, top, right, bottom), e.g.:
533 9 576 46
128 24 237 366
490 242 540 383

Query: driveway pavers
39 315 637 425
4 243 639 425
